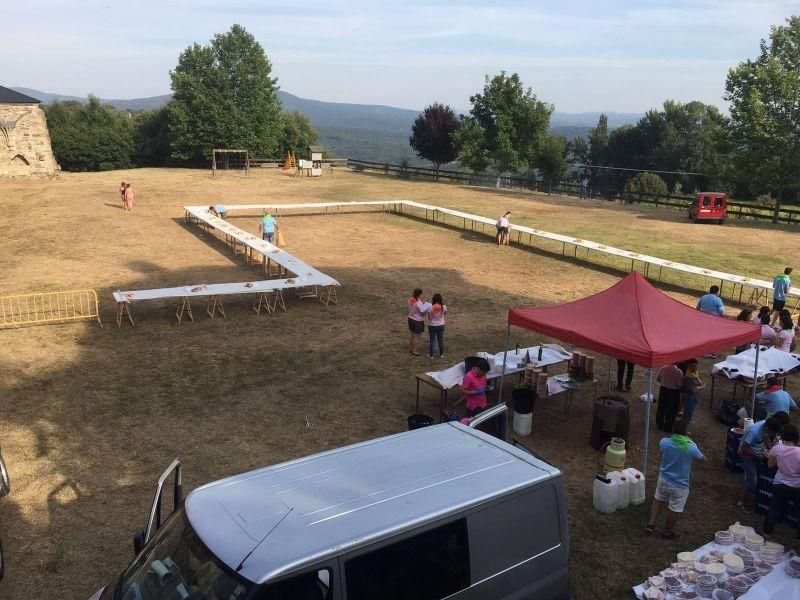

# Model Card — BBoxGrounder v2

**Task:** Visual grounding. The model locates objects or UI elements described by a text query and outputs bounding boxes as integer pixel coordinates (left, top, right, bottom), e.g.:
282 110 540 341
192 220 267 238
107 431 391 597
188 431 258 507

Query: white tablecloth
633 539 799 599
424 345 572 389
712 347 800 381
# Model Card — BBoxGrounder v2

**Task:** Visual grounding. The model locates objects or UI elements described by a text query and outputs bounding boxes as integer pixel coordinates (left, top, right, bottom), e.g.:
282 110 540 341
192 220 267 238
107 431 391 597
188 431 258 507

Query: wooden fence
0 290 102 328
346 159 800 225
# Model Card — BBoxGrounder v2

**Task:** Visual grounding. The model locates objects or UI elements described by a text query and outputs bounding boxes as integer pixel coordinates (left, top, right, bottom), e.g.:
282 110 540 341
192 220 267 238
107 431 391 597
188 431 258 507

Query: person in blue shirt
771 267 793 324
259 213 276 243
209 204 228 219
738 415 784 509
756 378 798 417
646 421 704 539
696 285 725 316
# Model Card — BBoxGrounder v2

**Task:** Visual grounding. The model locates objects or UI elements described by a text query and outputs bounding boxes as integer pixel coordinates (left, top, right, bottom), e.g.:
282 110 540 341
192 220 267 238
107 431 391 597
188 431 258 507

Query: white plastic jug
608 471 630 509
623 467 646 506
593 475 617 514
513 411 532 436
743 418 754 432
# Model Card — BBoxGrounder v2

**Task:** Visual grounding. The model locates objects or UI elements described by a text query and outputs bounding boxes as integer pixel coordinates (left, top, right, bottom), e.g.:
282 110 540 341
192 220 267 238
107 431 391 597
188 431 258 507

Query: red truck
689 192 727 224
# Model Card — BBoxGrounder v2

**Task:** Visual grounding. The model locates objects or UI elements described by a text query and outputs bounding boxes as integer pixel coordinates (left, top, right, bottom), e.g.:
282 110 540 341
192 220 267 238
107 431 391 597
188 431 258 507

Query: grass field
0 167 798 599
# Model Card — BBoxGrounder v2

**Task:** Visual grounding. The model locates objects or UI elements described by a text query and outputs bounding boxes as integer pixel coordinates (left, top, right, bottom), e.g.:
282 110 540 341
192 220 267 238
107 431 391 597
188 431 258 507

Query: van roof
185 423 560 584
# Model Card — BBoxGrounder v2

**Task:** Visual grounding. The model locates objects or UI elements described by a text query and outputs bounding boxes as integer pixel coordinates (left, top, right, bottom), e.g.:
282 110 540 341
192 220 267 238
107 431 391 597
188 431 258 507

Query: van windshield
115 508 252 600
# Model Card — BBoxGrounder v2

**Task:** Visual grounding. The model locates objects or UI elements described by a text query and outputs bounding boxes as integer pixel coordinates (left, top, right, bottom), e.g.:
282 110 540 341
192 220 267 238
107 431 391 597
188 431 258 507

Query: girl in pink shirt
123 183 135 211
763 424 800 537
426 293 448 359
407 288 427 356
775 313 795 352
461 359 490 416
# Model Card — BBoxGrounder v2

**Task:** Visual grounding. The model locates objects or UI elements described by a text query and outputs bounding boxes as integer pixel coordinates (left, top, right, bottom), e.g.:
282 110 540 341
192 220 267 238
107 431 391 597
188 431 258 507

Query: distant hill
13 87 641 163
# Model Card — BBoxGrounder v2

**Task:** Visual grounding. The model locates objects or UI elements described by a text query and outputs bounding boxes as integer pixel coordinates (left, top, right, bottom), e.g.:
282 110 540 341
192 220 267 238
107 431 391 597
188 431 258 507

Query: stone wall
0 103 59 178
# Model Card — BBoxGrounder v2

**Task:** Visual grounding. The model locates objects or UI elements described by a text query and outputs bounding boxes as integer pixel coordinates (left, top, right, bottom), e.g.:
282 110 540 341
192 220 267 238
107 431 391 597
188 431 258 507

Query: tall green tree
537 135 569 193
409 102 461 178
587 114 613 196
455 72 552 186
168 24 282 161
134 107 171 167
281 111 319 159
45 96 136 171
725 16 800 221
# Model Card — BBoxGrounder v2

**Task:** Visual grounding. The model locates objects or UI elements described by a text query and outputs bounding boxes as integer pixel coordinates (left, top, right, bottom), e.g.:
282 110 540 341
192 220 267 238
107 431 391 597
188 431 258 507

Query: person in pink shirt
123 182 135 211
407 288 427 356
761 322 777 346
461 358 490 416
495 211 511 245
426 293 448 359
763 423 800 538
775 313 795 352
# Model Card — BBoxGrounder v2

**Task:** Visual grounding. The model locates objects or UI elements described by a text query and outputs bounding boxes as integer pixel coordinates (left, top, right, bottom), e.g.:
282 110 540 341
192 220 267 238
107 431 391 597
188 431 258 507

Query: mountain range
13 87 642 163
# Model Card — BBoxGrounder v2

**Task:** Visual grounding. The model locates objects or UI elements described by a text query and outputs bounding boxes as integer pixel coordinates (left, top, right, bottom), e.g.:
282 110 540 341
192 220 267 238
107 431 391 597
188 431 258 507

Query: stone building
0 85 59 178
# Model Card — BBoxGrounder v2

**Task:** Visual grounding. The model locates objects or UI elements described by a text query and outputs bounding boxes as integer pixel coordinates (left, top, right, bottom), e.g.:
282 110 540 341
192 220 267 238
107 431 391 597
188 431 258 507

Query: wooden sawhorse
115 301 135 328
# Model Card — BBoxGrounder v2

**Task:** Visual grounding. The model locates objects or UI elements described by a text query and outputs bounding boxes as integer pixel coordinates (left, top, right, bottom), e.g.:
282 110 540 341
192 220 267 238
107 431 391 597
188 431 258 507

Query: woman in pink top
407 288 427 356
763 424 800 538
461 358 490 416
775 313 795 352
754 306 771 325
426 293 448 359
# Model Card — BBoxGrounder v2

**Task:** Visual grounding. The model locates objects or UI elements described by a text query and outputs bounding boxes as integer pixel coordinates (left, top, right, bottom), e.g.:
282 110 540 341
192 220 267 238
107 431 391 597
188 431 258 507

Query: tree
725 16 800 221
44 96 136 171
281 111 319 159
455 72 552 186
537 135 569 193
168 24 282 162
587 114 613 197
134 107 171 167
409 103 461 178
623 172 668 203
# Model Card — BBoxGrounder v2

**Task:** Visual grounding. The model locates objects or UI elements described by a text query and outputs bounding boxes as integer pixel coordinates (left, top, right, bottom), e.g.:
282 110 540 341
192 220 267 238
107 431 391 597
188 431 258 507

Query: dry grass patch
0 168 797 599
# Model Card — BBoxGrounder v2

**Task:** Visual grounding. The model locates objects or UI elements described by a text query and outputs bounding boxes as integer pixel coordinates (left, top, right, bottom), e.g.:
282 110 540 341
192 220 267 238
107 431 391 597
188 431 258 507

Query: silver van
90 423 569 599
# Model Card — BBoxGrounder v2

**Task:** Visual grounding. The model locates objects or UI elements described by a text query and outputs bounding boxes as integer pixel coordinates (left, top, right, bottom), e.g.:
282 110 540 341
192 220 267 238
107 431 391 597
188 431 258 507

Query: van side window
258 568 332 600
714 196 724 207
702 196 711 206
345 519 470 600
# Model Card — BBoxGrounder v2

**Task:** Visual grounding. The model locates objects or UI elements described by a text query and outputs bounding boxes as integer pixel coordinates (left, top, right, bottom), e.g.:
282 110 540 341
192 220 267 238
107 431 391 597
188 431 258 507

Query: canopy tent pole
607 355 612 395
643 368 654 480
750 343 761 416
497 322 511 404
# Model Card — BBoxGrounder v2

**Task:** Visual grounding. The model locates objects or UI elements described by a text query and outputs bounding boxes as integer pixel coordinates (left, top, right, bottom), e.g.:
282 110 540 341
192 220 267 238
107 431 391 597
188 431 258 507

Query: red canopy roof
508 272 760 368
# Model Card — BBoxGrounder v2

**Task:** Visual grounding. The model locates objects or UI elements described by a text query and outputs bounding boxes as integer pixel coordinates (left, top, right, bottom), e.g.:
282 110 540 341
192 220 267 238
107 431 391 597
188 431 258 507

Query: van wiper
235 507 294 572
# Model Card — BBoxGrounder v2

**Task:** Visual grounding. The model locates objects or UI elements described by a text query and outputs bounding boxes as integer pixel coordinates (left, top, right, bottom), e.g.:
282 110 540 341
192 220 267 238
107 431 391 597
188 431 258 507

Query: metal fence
0 289 102 328
346 159 800 225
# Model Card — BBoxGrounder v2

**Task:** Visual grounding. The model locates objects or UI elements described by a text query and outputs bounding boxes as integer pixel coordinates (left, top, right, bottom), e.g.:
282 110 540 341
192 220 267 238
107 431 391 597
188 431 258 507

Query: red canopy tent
498 272 761 476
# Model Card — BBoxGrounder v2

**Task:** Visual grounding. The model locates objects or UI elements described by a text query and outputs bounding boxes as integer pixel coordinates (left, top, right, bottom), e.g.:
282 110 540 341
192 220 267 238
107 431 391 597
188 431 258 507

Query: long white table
210 200 800 306
112 207 339 326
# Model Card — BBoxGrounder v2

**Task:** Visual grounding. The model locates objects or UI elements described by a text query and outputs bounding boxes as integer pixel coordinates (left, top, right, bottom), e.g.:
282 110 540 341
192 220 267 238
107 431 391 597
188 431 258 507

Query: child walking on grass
427 293 448 359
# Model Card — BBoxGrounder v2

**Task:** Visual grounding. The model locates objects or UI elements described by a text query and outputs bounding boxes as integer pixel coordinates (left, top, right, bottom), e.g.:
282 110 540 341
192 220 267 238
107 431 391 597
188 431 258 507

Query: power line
571 163 705 176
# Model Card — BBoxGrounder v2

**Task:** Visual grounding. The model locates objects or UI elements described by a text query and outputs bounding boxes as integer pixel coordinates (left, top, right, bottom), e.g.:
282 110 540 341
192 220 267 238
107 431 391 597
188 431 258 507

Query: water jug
623 467 646 506
607 471 631 509
743 418 754 432
602 437 626 472
592 474 617 514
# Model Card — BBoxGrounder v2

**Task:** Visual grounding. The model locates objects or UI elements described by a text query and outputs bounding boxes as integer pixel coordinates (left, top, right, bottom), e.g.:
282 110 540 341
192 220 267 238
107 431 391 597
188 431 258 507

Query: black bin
408 414 435 430
512 388 535 414
725 427 744 473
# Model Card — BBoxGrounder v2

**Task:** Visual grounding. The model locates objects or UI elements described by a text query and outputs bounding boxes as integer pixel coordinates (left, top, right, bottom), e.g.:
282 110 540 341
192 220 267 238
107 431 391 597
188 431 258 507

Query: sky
3 0 800 113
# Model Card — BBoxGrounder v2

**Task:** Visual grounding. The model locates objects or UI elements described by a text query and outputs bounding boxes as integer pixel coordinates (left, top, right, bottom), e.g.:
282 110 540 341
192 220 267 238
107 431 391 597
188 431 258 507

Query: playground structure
211 148 250 178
